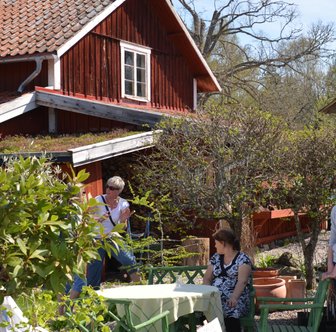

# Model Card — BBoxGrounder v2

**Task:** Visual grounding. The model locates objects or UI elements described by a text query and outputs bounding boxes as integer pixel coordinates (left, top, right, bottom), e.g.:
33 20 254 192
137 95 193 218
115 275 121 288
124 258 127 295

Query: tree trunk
304 247 315 290
182 237 210 266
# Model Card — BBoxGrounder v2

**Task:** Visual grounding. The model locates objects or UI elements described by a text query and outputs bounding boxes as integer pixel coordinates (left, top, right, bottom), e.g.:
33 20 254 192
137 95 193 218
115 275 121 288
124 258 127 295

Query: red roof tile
0 0 116 57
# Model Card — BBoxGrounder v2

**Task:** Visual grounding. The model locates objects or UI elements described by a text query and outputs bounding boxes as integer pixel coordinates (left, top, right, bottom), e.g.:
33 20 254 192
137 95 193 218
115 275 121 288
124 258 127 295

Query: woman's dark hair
213 228 240 251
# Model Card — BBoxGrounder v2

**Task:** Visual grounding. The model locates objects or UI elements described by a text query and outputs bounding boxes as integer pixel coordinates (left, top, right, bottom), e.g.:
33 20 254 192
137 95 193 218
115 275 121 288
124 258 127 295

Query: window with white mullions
120 42 151 101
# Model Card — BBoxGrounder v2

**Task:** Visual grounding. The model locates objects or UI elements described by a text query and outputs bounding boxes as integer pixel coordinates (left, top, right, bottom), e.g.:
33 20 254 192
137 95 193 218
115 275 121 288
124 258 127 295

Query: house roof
0 0 221 92
0 130 157 167
0 0 116 57
0 92 37 123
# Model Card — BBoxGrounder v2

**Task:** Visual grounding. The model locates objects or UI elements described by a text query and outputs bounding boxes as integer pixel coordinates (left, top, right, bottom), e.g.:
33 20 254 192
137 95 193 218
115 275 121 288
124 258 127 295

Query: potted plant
253 253 279 278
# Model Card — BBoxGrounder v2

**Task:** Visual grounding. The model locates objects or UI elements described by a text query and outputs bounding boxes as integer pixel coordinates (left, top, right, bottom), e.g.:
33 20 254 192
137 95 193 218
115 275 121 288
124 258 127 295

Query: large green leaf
16 238 27 256
29 249 49 260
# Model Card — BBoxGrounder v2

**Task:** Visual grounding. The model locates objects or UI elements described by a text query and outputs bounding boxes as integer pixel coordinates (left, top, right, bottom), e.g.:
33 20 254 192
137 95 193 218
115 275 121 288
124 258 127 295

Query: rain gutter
0 54 56 93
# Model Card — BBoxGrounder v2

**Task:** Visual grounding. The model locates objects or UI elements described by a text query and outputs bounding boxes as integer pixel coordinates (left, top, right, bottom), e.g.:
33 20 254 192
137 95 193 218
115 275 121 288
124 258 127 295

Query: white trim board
57 0 126 57
35 89 168 127
0 93 37 123
69 131 157 167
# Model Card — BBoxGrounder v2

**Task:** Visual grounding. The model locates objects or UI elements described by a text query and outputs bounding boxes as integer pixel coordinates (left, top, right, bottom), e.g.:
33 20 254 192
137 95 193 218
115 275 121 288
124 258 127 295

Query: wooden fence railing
253 209 314 245
191 209 328 255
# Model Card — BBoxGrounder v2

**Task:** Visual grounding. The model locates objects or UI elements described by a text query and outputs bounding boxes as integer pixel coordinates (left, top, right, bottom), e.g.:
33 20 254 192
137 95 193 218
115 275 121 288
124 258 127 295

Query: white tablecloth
0 296 47 332
97 283 225 332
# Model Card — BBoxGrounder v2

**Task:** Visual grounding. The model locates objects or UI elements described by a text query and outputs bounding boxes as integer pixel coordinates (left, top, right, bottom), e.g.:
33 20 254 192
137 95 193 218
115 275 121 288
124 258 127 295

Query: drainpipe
0 54 55 93
17 57 43 93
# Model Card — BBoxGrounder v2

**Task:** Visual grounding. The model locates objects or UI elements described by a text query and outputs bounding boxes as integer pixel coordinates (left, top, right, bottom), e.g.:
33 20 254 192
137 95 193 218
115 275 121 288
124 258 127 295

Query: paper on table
197 317 223 332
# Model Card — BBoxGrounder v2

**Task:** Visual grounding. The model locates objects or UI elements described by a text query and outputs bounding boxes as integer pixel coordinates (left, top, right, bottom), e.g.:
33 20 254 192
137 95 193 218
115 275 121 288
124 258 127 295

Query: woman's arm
119 207 131 227
322 246 335 280
203 264 214 285
322 206 336 279
228 264 251 308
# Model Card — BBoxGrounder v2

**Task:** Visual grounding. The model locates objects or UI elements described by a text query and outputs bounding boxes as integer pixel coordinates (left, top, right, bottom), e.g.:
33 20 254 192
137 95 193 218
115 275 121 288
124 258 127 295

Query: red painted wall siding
0 62 48 93
0 107 48 137
55 109 136 134
61 0 193 112
0 106 137 137
60 161 103 198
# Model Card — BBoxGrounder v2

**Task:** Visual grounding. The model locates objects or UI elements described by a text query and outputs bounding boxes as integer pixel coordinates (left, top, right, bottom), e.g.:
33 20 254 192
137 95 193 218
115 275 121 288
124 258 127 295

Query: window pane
137 68 146 83
125 51 134 66
125 66 134 80
136 54 145 68
125 80 134 95
137 82 146 97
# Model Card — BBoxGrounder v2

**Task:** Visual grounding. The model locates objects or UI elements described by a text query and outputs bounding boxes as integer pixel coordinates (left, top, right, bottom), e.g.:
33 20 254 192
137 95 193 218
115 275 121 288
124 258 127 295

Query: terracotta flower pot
287 279 306 304
254 277 286 311
253 267 279 278
254 277 286 298
279 275 297 304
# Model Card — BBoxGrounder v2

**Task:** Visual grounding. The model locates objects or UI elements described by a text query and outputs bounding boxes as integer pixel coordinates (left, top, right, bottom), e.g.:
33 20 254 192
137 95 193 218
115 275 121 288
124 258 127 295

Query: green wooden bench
147 265 255 332
257 278 330 332
106 298 170 332
65 297 169 332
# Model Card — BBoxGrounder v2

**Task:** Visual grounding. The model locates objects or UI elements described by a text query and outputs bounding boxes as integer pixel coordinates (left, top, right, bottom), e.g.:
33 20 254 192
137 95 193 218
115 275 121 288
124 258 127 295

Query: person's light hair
106 176 125 192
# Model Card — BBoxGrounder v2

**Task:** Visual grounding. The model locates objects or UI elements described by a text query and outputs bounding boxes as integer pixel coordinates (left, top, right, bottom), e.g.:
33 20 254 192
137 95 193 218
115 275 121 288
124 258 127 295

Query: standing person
322 205 336 322
86 176 140 288
203 228 252 332
322 205 336 280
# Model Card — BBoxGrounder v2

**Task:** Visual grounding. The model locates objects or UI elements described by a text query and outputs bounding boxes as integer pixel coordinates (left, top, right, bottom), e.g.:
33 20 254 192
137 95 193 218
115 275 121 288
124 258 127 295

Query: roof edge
164 0 221 92
0 131 161 166
57 0 127 57
0 92 37 123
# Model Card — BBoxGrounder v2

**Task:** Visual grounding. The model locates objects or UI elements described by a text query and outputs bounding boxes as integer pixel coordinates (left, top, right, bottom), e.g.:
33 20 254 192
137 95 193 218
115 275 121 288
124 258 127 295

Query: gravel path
255 230 330 269
253 230 330 327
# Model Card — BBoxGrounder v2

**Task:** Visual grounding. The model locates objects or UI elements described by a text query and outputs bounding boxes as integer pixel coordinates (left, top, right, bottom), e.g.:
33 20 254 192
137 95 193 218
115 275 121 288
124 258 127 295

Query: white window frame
120 41 151 102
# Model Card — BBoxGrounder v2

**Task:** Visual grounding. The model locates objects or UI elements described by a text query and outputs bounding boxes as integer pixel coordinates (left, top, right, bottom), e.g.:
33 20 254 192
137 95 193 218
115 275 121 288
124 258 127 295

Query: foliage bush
17 287 113 331
0 156 122 301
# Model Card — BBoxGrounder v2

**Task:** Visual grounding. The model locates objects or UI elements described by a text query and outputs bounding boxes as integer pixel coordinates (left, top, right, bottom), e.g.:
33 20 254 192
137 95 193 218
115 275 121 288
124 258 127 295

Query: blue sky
173 0 336 45
292 0 336 28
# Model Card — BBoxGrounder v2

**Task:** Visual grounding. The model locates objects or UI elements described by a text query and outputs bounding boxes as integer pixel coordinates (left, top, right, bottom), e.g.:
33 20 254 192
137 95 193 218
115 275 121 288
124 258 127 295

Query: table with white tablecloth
97 283 225 332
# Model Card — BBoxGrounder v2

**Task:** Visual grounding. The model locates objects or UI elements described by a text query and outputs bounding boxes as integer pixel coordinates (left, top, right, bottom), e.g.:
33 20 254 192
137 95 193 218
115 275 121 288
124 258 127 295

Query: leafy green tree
256 35 334 125
173 0 334 105
133 105 283 250
0 157 111 300
271 117 336 289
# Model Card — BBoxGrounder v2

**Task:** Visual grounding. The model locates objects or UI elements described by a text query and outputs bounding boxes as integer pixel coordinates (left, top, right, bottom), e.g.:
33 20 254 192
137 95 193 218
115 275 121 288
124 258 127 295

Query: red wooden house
0 0 221 197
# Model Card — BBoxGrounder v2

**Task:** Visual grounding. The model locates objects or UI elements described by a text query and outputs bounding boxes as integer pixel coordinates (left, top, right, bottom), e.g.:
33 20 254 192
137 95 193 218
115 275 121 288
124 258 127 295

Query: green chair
240 282 256 332
106 298 170 332
147 265 207 285
257 278 330 332
65 297 169 332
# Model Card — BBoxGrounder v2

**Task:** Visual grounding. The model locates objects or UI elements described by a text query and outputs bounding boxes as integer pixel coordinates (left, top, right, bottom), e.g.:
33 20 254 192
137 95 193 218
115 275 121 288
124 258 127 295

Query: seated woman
86 176 140 288
203 228 252 332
